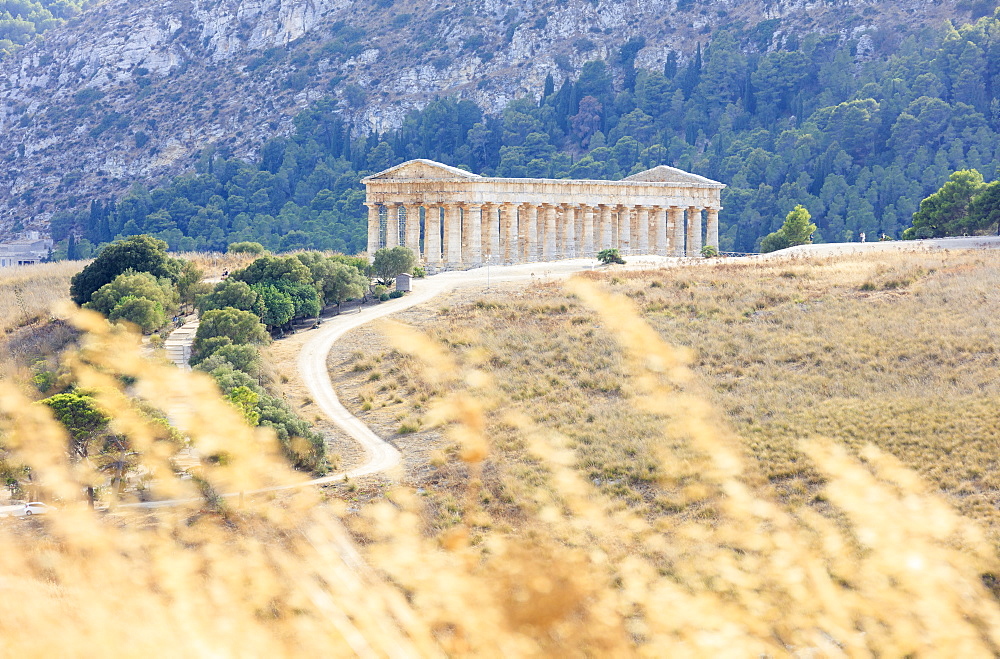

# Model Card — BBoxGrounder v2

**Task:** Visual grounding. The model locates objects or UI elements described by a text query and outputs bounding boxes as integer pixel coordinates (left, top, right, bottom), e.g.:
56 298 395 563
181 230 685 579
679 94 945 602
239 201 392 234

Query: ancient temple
362 159 725 269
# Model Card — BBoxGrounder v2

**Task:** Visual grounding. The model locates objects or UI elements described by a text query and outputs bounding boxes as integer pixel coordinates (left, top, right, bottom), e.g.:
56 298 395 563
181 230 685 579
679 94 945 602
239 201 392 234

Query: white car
22 502 56 516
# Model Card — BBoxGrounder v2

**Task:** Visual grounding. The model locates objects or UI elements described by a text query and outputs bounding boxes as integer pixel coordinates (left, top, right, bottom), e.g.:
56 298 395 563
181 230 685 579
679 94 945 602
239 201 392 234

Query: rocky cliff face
0 0 973 236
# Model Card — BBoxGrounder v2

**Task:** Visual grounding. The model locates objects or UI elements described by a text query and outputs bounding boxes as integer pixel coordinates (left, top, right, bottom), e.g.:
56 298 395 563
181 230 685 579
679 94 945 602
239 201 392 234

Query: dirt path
130 237 1000 506
292 237 1000 490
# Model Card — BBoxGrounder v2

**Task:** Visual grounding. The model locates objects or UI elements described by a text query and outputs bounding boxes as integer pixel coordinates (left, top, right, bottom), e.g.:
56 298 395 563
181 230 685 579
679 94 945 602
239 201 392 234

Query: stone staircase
164 321 199 370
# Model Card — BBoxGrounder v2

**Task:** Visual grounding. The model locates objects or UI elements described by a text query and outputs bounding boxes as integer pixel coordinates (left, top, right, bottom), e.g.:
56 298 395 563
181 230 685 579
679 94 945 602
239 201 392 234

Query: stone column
444 203 462 268
599 205 614 251
485 204 500 262
386 204 401 249
635 206 651 255
365 203 381 260
404 204 422 257
562 205 577 259
706 207 720 250
653 207 668 256
669 207 685 257
618 206 632 255
502 203 519 264
686 207 702 257
525 204 540 262
425 206 442 268
543 204 557 261
463 204 483 266
582 206 596 257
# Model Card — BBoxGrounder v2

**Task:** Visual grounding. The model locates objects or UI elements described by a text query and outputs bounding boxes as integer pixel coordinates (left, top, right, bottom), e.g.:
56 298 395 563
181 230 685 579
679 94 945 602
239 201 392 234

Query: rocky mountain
0 0 982 238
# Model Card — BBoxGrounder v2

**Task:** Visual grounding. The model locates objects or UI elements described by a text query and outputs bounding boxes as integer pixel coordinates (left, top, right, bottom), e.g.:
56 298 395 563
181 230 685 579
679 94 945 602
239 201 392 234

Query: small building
395 273 412 293
0 232 53 267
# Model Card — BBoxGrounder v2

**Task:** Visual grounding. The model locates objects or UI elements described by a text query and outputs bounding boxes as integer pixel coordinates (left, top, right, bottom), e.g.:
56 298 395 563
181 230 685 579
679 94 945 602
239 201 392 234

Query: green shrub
597 248 626 265
227 241 267 255
108 295 167 333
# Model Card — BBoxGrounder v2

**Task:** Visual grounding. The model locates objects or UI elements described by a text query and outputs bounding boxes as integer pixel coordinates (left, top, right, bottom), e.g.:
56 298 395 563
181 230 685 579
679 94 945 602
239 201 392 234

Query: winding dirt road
129 236 1000 507
295 257 671 486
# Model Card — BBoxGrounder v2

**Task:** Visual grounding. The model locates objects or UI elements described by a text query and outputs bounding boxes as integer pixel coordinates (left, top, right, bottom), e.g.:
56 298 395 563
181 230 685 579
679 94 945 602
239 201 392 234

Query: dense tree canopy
760 205 817 253
84 270 177 317
40 391 109 458
372 247 417 286
903 169 986 238
0 0 91 57
193 307 270 361
50 12 1000 253
70 235 179 305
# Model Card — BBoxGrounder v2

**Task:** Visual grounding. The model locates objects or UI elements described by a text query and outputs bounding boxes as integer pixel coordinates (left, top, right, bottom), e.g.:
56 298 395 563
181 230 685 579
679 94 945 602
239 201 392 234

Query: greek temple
362 159 725 269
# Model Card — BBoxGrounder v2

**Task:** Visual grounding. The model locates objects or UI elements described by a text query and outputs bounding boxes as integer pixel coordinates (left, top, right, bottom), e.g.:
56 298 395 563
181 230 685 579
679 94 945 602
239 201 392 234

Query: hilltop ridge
0 0 977 237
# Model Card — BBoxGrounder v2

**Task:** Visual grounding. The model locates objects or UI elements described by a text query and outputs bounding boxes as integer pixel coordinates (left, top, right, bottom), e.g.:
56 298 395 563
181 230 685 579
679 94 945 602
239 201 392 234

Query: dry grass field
333 249 1000 546
0 260 82 335
0 261 84 375
180 251 259 278
3 255 1000 653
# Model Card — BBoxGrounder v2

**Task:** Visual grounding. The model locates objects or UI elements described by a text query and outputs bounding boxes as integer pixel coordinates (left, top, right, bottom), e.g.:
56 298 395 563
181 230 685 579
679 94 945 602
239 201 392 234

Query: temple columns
462 204 483 266
543 204 557 261
653 206 668 256
600 205 614 251
404 204 421 256
524 204 540 262
385 204 400 249
502 203 519 264
365 203 381 258
636 206 651 254
706 207 720 250
617 206 631 255
669 207 685 257
686 207 702 257
562 205 577 258
444 203 462 268
425 206 442 267
486 204 501 262
582 206 596 257
366 200 718 267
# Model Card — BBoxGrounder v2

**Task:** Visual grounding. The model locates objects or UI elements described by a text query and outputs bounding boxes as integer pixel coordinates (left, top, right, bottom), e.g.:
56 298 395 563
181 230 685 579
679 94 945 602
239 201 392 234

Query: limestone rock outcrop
0 0 972 236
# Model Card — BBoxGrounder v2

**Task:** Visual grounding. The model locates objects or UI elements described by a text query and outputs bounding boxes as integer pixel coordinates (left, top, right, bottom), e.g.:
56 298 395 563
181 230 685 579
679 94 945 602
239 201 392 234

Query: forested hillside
0 0 90 57
49 12 1000 255
2 0 980 243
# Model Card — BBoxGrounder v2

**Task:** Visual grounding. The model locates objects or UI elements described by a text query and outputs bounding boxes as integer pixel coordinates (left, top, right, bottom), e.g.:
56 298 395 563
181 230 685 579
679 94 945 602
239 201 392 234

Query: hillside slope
0 0 977 237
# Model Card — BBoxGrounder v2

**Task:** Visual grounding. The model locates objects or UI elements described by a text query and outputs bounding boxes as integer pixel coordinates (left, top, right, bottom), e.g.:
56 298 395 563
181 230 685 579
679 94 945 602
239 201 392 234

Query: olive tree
371 247 416 286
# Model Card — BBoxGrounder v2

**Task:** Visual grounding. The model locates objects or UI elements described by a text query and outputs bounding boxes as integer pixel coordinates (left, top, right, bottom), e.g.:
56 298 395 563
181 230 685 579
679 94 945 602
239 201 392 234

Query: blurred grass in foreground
2 276 1000 654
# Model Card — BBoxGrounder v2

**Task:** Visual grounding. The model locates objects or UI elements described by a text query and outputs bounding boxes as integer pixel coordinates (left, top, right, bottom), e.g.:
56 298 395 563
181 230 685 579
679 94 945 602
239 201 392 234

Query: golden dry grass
179 251 259 278
336 249 1000 545
0 260 82 335
4 252 1000 654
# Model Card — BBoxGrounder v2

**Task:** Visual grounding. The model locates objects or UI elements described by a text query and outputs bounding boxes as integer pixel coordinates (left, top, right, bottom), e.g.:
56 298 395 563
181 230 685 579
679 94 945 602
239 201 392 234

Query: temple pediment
625 165 722 186
362 159 481 182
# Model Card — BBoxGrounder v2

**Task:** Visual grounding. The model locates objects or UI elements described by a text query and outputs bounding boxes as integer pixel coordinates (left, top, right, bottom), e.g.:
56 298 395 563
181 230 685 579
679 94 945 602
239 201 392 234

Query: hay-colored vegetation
340 250 1000 546
4 251 1000 654
0 260 82 334
178 251 259 279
